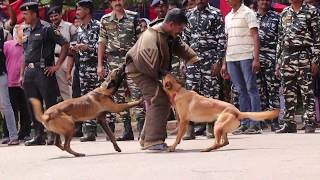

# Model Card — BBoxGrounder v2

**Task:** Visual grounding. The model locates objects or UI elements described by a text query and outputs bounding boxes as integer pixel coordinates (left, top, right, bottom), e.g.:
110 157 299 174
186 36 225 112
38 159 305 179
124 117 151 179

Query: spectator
221 0 262 134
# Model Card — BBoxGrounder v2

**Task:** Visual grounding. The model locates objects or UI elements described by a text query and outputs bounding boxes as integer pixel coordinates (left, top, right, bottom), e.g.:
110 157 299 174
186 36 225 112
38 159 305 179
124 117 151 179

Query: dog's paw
167 145 176 152
114 145 122 152
74 153 86 157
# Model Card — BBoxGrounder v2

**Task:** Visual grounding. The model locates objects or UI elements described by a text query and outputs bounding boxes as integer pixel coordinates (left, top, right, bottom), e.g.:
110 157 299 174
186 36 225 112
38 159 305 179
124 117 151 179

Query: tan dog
29 66 142 157
162 73 279 152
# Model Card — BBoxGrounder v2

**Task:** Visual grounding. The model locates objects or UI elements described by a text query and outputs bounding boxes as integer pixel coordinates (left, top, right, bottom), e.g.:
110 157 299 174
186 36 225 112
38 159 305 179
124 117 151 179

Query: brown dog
29 66 142 157
162 73 279 152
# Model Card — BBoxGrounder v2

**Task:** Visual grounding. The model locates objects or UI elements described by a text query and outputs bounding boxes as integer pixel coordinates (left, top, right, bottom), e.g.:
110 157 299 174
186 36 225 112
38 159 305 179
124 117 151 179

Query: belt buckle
28 63 35 68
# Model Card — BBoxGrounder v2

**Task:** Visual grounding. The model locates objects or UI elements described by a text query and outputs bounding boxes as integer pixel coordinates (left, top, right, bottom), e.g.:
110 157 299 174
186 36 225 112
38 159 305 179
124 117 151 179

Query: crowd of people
0 0 320 152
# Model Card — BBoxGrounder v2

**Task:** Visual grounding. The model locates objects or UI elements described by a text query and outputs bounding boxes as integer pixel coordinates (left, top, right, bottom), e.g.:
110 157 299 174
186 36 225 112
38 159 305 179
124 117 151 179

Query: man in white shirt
221 0 262 134
48 6 77 100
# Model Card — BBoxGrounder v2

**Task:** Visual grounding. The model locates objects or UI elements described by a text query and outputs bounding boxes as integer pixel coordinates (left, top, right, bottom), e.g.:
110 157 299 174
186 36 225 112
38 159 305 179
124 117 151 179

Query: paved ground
1 127 320 180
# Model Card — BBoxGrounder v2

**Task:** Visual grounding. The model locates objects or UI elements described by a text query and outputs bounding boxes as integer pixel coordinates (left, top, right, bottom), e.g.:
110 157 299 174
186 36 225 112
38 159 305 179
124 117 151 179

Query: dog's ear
164 81 172 90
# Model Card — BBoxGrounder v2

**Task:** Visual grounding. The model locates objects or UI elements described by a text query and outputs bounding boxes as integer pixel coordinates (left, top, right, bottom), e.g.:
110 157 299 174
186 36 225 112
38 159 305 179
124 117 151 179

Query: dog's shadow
48 152 142 160
171 148 247 153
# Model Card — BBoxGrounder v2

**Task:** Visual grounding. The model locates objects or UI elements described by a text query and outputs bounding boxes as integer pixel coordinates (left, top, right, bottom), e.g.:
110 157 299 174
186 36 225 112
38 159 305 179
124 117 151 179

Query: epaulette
125 10 138 16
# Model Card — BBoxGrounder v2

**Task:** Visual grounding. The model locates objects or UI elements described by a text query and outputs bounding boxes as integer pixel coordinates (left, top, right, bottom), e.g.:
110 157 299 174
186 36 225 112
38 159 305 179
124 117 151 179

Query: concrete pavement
1 129 320 180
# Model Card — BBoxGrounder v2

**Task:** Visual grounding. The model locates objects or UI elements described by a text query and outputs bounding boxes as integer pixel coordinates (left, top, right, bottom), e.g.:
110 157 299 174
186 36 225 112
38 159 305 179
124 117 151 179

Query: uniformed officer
19 2 69 146
255 0 281 131
71 0 101 142
48 6 77 100
97 0 144 141
275 0 320 133
151 0 168 21
182 0 226 139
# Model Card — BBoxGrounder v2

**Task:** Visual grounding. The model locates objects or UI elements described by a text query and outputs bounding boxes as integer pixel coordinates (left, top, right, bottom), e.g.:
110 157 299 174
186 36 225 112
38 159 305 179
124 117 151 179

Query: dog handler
125 8 199 151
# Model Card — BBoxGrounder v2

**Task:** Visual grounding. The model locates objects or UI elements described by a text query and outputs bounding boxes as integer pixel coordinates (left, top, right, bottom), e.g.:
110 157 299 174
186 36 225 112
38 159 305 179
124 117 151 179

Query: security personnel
275 0 320 133
72 0 101 142
98 0 143 141
182 0 226 139
151 0 168 21
255 0 281 131
48 6 77 100
20 2 69 146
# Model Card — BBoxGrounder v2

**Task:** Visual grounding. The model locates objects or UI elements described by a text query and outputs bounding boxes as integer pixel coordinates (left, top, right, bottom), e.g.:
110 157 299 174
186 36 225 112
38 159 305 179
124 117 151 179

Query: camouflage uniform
276 3 320 129
78 19 101 132
99 10 144 138
256 10 281 110
183 5 225 99
182 4 226 138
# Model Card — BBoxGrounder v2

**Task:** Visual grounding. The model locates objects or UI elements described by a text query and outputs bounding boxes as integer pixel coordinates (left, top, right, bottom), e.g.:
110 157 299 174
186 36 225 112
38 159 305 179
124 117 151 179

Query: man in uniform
255 0 281 131
126 8 199 151
71 0 101 142
97 0 144 141
151 0 168 22
48 6 77 100
275 0 320 133
19 2 69 146
182 0 226 139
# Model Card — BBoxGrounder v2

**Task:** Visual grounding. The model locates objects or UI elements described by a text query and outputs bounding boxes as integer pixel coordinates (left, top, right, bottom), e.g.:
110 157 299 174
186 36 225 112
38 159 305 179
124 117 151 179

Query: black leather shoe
25 136 46 146
275 123 297 133
80 134 96 142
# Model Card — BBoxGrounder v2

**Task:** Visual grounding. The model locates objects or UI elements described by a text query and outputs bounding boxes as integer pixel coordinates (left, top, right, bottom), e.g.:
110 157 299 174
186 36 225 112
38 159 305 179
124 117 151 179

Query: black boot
271 120 281 132
305 123 316 133
275 123 297 133
206 123 214 138
74 122 83 137
25 129 46 146
46 131 55 145
183 123 195 140
80 125 96 142
116 120 134 141
194 124 206 136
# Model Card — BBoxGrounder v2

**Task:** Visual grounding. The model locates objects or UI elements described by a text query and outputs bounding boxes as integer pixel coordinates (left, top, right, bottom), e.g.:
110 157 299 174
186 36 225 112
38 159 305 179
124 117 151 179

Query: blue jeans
227 59 261 127
0 74 18 140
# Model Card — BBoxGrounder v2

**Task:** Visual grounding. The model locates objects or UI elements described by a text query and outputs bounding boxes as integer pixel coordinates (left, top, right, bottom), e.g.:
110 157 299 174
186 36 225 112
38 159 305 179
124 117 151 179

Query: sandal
8 139 20 146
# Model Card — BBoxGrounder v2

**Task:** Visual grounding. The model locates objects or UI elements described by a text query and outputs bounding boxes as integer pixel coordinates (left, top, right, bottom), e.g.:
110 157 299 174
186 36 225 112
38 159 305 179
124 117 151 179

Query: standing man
72 0 101 142
182 0 226 139
48 6 77 100
221 0 262 134
275 0 320 133
97 0 144 141
126 8 199 151
255 0 281 131
20 2 69 146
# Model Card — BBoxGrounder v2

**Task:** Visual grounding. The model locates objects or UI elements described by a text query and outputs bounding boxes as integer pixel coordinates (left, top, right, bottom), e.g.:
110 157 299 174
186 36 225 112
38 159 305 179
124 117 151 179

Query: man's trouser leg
0 74 18 141
79 61 100 142
55 58 71 100
130 74 170 148
127 76 145 139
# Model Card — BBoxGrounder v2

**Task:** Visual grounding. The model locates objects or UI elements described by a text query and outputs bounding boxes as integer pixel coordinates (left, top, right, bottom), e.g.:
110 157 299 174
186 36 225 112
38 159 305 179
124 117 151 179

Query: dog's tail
238 109 280 121
29 98 49 123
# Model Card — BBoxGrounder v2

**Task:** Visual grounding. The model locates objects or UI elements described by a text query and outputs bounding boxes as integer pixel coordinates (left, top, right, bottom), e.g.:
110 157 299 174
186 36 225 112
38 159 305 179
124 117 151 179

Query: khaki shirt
54 20 77 54
126 23 198 80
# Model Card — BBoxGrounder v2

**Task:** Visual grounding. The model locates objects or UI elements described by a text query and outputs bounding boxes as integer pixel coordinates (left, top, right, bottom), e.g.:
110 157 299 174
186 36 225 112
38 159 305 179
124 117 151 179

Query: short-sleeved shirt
53 20 77 54
77 19 100 62
23 20 67 65
4 40 23 87
225 4 258 62
98 10 140 55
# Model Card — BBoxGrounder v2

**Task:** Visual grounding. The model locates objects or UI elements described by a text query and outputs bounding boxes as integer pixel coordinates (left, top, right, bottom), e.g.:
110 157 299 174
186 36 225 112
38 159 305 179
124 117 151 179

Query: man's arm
250 27 260 73
19 58 26 87
173 38 199 65
97 17 108 78
3 0 16 30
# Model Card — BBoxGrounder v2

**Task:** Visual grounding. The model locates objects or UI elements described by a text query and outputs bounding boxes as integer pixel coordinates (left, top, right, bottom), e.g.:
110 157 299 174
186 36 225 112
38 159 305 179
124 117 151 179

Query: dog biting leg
97 113 121 152
168 120 188 152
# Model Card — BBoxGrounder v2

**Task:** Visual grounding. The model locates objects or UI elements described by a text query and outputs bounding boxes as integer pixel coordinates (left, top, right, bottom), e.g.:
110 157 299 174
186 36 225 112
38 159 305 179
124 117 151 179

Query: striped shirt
225 4 258 62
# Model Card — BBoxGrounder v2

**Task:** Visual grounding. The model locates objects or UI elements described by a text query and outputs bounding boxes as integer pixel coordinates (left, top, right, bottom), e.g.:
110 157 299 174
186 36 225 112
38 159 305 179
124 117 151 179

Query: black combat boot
275 122 297 133
183 123 195 140
116 120 134 141
80 125 96 142
25 129 46 146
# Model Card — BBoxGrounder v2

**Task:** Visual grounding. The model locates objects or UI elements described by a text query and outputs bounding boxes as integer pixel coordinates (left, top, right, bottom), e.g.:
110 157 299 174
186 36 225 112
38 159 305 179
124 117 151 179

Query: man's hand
44 65 60 77
275 64 281 80
220 62 229 79
97 65 105 79
311 63 319 76
252 58 260 73
19 75 24 87
211 62 221 77
179 62 186 76
3 0 10 6
76 43 89 52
